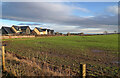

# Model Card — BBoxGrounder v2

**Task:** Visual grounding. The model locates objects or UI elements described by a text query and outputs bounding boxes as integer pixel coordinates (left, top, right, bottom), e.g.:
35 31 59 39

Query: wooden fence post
80 64 86 78
2 46 5 71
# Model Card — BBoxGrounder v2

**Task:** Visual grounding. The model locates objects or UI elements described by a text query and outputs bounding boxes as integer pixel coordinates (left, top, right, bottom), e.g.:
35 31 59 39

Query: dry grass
5 52 68 76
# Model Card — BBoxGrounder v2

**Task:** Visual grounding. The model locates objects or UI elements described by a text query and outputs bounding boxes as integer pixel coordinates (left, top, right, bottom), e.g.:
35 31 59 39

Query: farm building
1 26 15 35
11 25 31 34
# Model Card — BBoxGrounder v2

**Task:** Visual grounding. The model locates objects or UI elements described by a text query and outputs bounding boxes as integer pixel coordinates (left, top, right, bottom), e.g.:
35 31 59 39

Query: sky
0 2 118 34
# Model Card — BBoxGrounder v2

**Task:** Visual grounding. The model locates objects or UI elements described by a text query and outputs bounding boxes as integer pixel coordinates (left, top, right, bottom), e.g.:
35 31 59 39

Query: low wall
1 35 35 39
0 35 65 39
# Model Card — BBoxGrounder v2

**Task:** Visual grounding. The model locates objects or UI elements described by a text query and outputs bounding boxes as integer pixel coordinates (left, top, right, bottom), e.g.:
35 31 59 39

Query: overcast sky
0 2 118 34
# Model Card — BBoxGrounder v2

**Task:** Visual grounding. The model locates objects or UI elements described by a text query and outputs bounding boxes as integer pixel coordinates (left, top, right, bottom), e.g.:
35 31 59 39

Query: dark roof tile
2 26 15 34
36 27 43 32
12 25 29 30
41 29 47 31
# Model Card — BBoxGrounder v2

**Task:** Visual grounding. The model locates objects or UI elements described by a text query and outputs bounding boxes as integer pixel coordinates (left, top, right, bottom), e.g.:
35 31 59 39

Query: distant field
4 34 119 76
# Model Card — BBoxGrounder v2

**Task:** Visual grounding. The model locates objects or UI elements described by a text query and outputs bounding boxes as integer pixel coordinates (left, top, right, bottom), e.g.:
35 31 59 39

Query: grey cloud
2 0 119 2
2 2 118 32
18 23 42 25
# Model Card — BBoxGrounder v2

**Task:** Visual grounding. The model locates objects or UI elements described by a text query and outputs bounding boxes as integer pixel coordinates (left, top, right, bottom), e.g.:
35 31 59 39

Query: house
31 30 37 35
20 26 31 34
41 29 48 35
33 27 44 35
1 25 55 35
11 25 21 34
46 29 55 35
11 25 31 34
47 29 51 35
1 26 15 35
33 27 54 35
50 30 54 35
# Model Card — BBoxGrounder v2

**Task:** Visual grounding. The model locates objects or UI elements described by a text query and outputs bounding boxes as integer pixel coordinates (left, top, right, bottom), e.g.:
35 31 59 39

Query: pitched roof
20 26 29 30
12 25 29 30
35 27 43 32
47 29 50 30
47 29 50 32
2 26 15 34
12 25 20 31
30 30 33 32
41 29 47 31
50 30 54 31
2 29 7 34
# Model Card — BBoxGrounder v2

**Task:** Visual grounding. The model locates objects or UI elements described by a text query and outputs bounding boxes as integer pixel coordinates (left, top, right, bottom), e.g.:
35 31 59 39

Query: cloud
2 2 118 33
1 0 119 2
18 23 42 25
72 7 90 12
50 24 118 33
107 5 118 14
80 28 101 31
2 2 71 20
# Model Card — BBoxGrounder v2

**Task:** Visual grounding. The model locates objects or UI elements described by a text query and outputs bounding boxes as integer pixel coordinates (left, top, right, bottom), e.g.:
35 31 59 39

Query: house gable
12 25 31 34
11 26 21 33
26 27 31 34
20 26 30 34
34 27 41 35
34 27 48 35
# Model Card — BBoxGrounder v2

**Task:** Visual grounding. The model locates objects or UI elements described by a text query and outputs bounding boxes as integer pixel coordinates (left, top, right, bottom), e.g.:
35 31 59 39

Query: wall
1 35 35 39
40 32 44 35
43 30 47 35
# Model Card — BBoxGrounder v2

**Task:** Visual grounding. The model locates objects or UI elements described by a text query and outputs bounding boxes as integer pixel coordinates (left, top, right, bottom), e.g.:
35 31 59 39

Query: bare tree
114 31 117 34
103 31 108 35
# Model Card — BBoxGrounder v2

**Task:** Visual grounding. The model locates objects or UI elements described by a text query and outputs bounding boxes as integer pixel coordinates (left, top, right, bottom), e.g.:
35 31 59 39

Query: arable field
3 34 119 77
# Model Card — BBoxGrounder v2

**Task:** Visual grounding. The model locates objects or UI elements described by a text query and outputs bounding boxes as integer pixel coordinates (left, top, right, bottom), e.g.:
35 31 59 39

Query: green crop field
3 34 119 77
